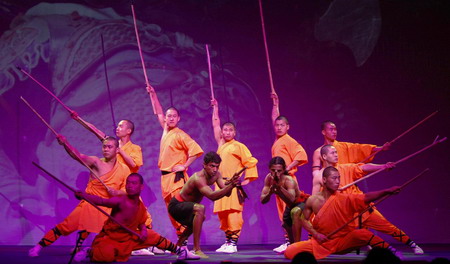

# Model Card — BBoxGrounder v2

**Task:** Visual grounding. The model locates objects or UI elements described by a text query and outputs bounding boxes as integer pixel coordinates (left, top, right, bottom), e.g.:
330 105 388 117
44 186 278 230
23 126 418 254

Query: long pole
328 168 429 239
32 162 139 237
258 0 276 94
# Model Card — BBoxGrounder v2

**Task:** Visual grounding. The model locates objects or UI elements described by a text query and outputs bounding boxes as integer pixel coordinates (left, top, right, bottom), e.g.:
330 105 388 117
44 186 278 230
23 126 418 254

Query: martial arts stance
29 136 130 257
271 92 308 253
72 116 157 255
74 173 200 262
312 145 424 254
211 99 258 253
168 152 240 258
147 85 204 240
261 157 309 246
285 166 401 260
311 121 390 172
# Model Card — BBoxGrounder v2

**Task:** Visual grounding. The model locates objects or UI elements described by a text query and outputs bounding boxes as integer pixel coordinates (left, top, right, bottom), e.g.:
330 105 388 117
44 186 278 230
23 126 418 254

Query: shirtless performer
168 152 240 258
260 157 309 248
147 85 203 241
271 93 308 253
74 173 200 262
211 99 258 253
311 121 390 172
312 145 424 255
28 135 130 257
285 166 401 260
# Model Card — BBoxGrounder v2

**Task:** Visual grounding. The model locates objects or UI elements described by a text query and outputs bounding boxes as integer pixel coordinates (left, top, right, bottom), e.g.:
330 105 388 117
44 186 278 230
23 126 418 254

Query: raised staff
17 67 106 141
340 135 447 191
359 110 439 163
20 96 108 190
130 2 156 114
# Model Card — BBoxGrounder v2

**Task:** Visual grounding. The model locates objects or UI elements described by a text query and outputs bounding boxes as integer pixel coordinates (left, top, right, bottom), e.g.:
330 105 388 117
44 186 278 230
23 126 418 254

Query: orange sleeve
288 139 308 166
180 132 204 158
238 143 258 181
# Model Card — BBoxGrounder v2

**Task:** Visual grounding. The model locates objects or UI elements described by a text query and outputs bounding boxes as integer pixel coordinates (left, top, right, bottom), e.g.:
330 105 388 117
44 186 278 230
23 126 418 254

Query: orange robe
158 127 204 199
214 139 258 233
271 133 308 221
336 163 411 244
333 140 376 164
56 161 130 235
214 139 258 212
117 141 143 173
91 200 174 262
285 193 389 259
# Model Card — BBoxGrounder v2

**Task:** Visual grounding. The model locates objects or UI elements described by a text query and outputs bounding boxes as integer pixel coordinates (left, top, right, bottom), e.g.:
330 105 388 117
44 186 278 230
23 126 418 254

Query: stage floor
1 244 449 263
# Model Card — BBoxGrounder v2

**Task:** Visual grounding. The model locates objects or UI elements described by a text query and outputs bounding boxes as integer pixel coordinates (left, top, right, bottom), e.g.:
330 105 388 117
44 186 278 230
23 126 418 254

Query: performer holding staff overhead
23 98 130 258
146 83 203 242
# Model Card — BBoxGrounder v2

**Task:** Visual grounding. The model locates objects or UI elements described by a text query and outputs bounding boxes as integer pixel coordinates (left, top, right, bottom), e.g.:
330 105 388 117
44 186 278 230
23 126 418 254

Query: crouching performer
75 173 200 262
285 167 401 260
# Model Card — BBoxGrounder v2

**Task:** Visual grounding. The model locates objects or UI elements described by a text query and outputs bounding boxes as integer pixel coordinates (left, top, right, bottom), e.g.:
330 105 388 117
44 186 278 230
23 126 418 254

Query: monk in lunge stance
260 157 309 247
71 115 158 255
311 120 391 172
211 99 259 253
146 85 204 243
74 173 200 262
271 93 308 253
168 152 240 258
312 145 424 255
29 136 130 257
285 166 401 260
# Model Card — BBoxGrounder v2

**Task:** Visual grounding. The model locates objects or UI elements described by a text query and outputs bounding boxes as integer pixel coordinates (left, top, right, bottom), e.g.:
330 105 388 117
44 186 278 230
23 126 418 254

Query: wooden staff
130 3 156 114
340 136 447 191
205 44 215 100
327 168 429 239
100 34 117 134
17 67 105 140
20 96 108 190
258 0 276 94
32 162 140 237
359 111 439 163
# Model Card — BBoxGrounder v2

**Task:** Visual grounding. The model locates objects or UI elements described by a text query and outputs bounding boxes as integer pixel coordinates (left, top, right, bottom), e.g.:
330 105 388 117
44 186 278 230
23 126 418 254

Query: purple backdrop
0 0 448 246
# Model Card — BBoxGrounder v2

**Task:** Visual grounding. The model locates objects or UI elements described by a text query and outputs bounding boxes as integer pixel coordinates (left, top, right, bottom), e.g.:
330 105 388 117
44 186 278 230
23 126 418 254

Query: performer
74 173 200 262
312 145 424 255
271 93 308 253
146 85 204 240
285 166 401 260
211 99 258 253
168 152 240 258
311 121 390 172
71 116 158 255
28 135 130 257
261 157 309 247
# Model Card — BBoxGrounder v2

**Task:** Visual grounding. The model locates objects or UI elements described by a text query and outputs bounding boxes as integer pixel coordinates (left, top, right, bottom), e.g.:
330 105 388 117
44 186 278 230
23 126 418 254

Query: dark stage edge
1 244 449 264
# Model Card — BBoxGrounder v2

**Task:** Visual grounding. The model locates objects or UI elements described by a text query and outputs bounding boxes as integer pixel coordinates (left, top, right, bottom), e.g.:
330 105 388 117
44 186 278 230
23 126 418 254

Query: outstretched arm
146 85 165 128
57 135 98 169
211 99 222 145
198 175 237 201
360 162 395 173
364 186 401 203
75 191 121 208
271 92 280 124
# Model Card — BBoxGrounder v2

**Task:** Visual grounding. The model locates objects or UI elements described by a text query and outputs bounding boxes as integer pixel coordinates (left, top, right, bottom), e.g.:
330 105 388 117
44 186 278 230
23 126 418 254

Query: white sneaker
74 247 90 262
131 248 155 256
177 246 201 260
215 242 229 253
413 245 424 255
222 244 237 254
273 242 289 253
394 250 404 260
28 244 43 257
149 246 166 255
